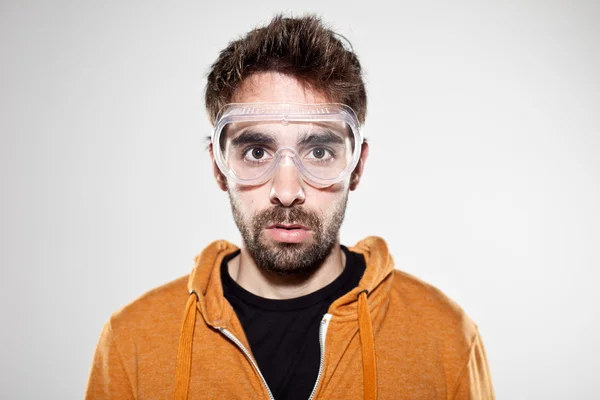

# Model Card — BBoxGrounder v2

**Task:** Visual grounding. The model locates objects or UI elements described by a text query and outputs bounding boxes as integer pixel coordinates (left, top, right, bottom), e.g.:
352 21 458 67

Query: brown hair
204 14 367 126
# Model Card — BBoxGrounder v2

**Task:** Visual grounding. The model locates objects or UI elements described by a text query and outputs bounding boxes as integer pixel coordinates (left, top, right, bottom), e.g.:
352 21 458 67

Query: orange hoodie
86 237 495 399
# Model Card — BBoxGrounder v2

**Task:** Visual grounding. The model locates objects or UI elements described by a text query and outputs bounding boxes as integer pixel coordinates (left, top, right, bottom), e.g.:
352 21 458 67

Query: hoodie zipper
218 327 275 400
308 313 332 400
218 313 332 400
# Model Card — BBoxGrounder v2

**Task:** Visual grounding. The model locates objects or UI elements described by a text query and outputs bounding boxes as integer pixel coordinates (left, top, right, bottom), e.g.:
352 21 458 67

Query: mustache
253 206 321 230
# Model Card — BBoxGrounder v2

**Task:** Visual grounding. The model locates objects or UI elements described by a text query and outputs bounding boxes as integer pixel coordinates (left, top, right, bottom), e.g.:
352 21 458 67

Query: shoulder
387 269 478 347
376 269 491 397
88 275 193 394
107 274 191 341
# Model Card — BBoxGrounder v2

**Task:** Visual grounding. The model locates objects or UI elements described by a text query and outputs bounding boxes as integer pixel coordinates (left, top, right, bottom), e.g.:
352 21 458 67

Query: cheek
306 184 348 214
229 184 270 214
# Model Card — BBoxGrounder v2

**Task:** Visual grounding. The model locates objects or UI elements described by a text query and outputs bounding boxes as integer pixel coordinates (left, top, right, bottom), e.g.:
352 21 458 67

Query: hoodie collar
329 236 396 320
186 236 394 328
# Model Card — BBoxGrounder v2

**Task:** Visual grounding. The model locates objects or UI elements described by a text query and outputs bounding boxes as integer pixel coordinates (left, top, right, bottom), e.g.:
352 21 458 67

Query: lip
264 224 312 243
266 223 310 230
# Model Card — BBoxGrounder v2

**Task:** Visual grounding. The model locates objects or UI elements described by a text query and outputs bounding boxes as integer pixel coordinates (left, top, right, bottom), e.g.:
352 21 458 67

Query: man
86 14 495 400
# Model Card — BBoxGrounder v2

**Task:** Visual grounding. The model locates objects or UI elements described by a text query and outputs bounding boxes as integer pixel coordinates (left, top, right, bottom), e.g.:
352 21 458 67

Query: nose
269 156 306 207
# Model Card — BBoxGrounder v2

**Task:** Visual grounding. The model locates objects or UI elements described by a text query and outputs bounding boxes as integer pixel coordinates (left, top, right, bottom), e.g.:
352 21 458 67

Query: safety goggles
211 103 363 188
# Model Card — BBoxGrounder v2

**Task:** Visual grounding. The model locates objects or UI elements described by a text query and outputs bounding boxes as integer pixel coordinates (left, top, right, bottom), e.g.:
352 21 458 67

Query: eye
312 148 326 159
251 148 265 159
306 147 333 161
243 147 273 162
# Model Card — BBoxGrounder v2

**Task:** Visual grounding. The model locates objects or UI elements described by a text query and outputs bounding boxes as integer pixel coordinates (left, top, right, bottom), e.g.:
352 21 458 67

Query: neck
227 240 346 299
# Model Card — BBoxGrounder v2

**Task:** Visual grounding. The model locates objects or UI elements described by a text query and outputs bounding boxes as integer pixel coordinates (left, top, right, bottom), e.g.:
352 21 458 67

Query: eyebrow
297 131 345 146
230 131 277 148
228 129 346 149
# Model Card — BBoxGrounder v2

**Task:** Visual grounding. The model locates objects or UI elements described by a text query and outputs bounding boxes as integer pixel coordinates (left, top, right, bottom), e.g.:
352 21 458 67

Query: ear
349 142 369 191
209 143 228 191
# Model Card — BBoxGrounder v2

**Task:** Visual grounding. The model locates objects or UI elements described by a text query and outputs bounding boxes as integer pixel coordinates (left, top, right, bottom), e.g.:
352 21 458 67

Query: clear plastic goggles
211 103 363 188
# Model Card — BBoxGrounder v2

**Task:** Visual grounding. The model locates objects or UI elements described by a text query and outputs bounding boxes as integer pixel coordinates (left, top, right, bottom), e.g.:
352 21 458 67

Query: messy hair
204 14 367 126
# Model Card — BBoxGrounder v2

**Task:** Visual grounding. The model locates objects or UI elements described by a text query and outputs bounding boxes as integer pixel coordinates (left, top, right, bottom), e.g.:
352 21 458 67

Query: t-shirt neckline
221 245 356 311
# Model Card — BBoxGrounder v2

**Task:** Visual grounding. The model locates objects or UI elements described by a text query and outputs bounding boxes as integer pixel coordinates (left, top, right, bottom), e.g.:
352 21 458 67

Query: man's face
211 72 367 276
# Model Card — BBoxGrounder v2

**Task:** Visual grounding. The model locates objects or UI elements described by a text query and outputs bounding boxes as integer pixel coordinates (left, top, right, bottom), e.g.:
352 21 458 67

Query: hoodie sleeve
451 329 496 400
85 319 136 399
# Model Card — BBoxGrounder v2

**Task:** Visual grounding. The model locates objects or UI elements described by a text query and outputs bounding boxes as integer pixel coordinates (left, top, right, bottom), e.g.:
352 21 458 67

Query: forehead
231 72 332 104
227 120 347 134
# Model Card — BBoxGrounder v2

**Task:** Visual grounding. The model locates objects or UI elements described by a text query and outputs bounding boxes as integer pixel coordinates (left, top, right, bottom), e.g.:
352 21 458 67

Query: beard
228 191 348 277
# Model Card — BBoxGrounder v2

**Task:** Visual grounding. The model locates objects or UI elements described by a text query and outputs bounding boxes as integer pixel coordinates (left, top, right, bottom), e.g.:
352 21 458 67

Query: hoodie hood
328 236 396 319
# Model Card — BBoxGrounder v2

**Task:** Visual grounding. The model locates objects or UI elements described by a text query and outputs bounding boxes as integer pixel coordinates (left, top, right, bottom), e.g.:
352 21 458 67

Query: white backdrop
1 1 599 399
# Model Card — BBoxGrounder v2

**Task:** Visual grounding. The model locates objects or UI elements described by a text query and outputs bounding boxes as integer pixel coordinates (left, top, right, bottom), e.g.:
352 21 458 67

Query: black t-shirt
221 246 366 400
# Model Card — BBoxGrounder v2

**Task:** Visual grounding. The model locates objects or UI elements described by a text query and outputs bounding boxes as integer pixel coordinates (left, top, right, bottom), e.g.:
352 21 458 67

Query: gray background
1 1 599 399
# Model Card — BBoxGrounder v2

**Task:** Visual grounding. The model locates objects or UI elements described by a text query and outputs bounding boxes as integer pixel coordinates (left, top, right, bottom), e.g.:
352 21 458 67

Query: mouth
266 223 310 230
264 223 312 243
